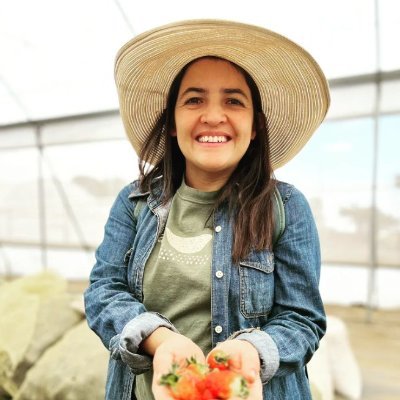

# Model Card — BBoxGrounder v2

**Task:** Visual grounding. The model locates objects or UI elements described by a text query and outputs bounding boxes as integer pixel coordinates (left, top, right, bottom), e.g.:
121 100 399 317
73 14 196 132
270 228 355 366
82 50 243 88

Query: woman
84 20 330 400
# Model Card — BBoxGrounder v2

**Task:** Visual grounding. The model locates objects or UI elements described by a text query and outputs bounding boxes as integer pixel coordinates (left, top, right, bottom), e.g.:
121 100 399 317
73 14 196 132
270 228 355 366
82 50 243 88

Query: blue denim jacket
84 179 326 400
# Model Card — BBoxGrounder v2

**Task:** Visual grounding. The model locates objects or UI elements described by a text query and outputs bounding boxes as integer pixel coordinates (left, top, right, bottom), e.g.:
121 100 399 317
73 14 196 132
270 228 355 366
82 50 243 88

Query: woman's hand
142 328 205 400
206 339 263 400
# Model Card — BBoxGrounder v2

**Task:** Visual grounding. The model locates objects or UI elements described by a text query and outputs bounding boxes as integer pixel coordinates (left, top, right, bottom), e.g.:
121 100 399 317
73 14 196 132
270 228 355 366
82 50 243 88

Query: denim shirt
84 179 326 400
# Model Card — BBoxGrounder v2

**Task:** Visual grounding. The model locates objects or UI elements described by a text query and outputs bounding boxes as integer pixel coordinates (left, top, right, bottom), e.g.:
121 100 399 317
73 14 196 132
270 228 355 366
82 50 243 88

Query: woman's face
173 58 255 190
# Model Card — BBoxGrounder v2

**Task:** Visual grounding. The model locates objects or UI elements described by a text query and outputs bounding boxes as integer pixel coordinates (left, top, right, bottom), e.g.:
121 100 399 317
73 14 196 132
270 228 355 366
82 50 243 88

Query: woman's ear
170 130 177 137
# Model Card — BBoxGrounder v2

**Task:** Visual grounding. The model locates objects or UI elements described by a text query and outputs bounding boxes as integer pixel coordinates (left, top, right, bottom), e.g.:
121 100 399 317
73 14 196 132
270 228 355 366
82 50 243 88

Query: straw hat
115 19 330 170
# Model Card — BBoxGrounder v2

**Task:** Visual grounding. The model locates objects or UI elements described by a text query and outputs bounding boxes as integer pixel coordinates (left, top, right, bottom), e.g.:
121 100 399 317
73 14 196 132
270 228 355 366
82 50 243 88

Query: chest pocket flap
239 251 275 318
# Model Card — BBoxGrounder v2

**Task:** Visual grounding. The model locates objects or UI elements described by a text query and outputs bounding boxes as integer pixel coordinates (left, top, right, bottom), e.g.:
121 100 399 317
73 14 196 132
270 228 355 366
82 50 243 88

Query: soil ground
325 304 400 400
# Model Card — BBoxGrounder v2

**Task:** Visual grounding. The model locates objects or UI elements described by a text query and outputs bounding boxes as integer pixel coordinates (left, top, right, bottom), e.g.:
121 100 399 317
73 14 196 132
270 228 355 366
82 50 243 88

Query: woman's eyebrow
223 88 249 99
179 87 249 100
180 87 206 96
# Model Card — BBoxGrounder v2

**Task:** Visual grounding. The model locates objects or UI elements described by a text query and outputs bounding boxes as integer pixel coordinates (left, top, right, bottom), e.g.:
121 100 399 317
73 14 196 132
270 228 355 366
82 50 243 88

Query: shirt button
216 270 224 278
215 325 223 334
215 225 222 232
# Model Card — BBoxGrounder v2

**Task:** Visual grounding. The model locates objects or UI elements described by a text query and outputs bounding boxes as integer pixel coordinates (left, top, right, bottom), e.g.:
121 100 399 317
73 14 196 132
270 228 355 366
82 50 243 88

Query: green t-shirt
135 180 218 400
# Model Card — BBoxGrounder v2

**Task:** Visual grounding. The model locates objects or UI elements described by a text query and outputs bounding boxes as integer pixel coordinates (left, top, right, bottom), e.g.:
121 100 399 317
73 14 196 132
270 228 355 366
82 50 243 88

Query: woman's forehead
179 58 250 90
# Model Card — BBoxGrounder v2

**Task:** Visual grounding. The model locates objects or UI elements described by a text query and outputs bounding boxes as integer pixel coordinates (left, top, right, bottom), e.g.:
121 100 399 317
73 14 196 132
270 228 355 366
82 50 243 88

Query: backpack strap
272 187 285 246
133 198 146 220
123 198 147 266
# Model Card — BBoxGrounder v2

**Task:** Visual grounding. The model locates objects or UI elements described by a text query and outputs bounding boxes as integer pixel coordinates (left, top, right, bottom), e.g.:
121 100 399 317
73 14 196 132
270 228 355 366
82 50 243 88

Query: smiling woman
84 19 330 400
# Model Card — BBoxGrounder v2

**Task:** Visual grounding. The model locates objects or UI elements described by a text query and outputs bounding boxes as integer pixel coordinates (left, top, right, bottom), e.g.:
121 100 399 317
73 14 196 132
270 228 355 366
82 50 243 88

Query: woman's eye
184 97 202 105
227 98 244 106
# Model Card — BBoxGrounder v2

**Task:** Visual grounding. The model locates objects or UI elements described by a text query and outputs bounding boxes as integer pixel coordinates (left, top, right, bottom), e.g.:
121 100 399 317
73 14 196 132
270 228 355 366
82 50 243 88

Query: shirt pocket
239 252 275 318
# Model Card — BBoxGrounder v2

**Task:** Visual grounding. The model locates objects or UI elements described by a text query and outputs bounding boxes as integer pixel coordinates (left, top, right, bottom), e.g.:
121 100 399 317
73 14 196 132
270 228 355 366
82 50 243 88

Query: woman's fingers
152 382 175 400
152 333 206 399
250 376 263 400
207 339 261 382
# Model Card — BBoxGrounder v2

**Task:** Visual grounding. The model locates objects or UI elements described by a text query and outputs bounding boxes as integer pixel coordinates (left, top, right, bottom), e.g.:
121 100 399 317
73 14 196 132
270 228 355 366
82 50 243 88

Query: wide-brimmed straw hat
115 19 330 170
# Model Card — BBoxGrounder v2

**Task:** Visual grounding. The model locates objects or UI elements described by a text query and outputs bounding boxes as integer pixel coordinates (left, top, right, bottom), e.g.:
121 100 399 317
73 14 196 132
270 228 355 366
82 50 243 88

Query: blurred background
0 1 399 399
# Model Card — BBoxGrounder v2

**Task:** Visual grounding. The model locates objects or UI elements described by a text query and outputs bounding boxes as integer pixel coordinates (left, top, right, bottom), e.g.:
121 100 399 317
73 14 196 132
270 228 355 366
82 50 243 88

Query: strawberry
203 369 250 399
159 358 208 400
207 349 231 371
159 355 250 400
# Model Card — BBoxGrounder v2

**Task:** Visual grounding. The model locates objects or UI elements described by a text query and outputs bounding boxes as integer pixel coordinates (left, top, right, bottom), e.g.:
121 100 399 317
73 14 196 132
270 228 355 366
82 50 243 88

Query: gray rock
15 320 108 400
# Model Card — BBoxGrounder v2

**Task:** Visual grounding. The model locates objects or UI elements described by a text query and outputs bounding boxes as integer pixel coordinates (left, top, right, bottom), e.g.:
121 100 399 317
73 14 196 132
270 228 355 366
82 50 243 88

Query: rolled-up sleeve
110 312 178 374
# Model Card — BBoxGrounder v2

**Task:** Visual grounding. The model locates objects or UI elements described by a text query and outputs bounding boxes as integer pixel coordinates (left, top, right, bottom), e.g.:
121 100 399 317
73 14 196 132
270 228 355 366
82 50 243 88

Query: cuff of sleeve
230 329 279 384
110 312 179 375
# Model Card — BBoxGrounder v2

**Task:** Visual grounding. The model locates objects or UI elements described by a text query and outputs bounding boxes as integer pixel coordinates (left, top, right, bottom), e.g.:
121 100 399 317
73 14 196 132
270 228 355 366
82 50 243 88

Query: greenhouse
0 1 399 399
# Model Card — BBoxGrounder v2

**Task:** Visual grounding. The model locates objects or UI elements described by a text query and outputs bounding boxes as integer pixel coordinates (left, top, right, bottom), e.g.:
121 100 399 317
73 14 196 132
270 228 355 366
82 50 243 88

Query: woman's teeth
197 136 228 143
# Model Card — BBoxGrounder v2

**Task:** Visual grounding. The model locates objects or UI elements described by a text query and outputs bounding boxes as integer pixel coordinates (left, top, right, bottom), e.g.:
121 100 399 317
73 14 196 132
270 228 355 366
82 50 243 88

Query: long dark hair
139 57 276 263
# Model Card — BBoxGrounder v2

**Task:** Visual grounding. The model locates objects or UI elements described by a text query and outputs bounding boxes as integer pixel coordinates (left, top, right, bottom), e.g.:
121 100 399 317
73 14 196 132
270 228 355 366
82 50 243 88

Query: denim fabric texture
84 179 326 400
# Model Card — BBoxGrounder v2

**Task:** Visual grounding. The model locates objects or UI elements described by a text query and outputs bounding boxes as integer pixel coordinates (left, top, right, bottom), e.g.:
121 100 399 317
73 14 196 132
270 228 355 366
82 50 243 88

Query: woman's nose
200 104 227 126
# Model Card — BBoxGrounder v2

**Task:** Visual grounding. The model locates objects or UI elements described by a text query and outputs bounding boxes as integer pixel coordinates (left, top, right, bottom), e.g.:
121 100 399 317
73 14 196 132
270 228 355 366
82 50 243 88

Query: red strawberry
159 358 208 400
203 369 250 399
207 349 231 371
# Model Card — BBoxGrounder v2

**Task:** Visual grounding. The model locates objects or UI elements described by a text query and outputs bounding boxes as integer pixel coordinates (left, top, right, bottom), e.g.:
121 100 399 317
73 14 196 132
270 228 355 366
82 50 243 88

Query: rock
308 315 363 400
15 320 108 400
0 272 82 396
308 337 334 400
326 316 362 400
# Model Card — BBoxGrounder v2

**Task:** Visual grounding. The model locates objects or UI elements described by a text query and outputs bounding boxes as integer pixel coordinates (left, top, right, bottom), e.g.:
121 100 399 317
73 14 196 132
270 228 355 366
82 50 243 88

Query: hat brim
115 19 330 170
